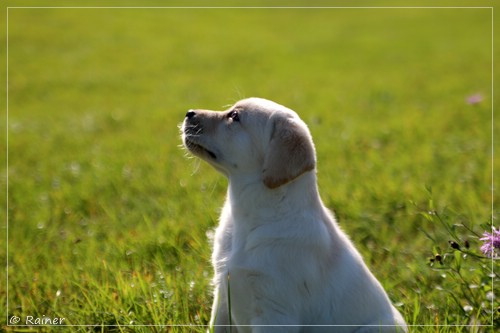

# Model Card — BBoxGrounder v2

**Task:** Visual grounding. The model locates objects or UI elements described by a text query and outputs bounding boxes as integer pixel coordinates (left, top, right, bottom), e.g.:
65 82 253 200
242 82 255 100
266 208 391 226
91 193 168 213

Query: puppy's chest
225 212 319 269
227 221 260 262
224 213 282 265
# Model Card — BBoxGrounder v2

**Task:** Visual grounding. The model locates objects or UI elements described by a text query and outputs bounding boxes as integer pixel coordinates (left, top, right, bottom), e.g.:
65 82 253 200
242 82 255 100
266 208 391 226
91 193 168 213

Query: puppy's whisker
191 158 201 175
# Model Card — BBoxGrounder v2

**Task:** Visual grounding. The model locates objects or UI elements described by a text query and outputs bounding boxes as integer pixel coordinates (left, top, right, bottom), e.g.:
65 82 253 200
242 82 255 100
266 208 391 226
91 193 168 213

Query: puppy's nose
186 110 196 119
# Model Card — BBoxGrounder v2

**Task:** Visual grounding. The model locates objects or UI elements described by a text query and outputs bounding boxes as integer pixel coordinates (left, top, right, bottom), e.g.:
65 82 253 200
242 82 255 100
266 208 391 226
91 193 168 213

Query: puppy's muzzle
182 110 217 159
184 110 201 134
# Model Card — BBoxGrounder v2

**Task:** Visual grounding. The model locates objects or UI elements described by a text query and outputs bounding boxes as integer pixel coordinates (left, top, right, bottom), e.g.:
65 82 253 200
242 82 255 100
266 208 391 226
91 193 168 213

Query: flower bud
449 241 460 250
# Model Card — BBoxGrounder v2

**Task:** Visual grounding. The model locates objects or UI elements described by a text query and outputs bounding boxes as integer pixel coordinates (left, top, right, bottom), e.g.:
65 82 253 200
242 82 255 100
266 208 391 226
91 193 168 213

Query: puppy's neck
226 171 321 219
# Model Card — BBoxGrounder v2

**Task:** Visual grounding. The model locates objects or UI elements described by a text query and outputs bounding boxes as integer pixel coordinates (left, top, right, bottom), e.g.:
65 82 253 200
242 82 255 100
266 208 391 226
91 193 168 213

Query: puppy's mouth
184 137 217 160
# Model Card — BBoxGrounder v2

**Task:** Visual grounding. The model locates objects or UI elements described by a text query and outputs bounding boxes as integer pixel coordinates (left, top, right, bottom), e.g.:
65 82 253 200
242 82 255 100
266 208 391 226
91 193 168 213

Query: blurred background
3 1 498 330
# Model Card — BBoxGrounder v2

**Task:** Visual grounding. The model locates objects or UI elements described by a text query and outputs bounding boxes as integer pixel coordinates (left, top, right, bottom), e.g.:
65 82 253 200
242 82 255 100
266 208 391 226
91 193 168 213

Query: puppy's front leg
230 269 301 333
210 285 234 333
250 317 301 333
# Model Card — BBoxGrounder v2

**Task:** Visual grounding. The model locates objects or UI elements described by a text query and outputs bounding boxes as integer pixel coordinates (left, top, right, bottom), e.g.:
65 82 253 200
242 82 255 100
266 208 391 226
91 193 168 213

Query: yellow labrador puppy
181 98 407 333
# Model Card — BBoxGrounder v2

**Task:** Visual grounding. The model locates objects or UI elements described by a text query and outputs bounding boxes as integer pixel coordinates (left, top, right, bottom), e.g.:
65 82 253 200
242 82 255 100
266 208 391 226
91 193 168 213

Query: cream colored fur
182 98 407 333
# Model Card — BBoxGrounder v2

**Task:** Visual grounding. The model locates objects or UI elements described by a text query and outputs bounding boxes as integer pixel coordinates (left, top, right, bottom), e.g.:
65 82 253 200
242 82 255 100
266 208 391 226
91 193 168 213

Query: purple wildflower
466 93 483 105
480 227 500 258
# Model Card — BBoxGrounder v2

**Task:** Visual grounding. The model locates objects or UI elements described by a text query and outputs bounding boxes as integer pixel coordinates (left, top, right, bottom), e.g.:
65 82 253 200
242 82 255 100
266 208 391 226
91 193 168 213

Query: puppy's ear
262 114 316 189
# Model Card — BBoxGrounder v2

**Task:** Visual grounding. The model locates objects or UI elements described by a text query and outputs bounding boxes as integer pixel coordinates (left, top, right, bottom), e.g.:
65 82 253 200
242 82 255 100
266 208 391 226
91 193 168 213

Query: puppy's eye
228 110 240 122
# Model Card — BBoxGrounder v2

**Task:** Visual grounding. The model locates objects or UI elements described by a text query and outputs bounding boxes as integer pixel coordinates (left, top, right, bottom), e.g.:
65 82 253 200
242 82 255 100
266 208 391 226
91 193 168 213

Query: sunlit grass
4 4 498 332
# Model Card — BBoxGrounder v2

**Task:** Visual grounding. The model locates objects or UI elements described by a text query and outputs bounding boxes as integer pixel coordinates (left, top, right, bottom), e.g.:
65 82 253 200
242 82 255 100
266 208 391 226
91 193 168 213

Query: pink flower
480 227 500 257
466 93 483 105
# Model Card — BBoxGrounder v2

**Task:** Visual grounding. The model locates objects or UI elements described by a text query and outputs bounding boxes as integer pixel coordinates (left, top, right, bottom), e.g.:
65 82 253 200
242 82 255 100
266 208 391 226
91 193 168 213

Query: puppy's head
182 98 316 189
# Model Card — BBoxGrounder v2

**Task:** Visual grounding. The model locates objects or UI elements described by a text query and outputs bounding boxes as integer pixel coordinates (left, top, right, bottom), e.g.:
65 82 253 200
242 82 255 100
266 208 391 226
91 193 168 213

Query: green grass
3 2 499 332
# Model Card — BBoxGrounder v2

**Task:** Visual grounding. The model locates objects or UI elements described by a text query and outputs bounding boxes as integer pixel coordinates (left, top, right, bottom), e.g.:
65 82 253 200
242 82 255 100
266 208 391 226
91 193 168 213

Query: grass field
3 2 499 332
